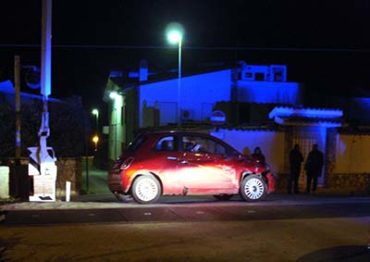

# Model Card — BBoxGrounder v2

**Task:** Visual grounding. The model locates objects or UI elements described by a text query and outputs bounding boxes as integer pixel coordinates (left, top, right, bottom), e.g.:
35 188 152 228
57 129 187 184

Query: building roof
269 106 344 127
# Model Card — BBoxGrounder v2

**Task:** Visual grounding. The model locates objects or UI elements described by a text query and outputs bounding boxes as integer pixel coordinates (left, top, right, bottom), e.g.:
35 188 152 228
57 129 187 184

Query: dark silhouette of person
251 147 265 164
288 144 304 194
304 144 324 193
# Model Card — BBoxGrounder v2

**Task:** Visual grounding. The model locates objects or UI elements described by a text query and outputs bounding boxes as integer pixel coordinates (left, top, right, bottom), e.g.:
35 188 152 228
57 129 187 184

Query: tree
0 95 89 159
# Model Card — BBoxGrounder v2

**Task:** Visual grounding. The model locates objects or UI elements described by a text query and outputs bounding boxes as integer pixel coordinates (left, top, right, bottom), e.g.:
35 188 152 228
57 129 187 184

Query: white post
0 166 10 199
65 181 71 202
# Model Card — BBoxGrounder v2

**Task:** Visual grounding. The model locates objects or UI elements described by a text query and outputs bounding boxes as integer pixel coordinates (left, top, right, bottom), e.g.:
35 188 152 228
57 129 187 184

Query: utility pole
28 0 57 202
14 56 21 159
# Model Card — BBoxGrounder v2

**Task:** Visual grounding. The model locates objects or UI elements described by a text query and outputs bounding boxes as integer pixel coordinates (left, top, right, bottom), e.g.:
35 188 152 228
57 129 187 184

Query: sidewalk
81 168 110 194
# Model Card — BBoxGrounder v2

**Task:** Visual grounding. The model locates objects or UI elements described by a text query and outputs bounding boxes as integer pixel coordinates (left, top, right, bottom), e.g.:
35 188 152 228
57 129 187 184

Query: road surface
1 195 370 261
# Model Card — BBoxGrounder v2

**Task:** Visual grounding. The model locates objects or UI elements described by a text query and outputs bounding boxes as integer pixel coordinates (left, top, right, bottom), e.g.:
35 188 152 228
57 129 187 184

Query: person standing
251 147 265 164
288 144 304 194
304 144 324 193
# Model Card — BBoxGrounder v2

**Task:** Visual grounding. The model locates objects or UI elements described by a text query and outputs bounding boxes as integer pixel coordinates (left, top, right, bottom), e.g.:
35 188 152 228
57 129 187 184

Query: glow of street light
92 134 99 151
109 91 119 100
167 30 182 44
91 108 99 116
166 22 184 45
92 135 99 144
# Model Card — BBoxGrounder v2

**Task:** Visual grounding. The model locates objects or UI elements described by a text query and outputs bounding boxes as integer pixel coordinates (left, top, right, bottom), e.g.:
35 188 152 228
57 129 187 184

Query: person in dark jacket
251 147 265 164
304 144 324 193
288 144 304 194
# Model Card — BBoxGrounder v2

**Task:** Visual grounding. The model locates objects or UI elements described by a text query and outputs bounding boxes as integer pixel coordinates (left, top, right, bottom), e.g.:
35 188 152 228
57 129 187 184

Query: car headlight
120 157 134 170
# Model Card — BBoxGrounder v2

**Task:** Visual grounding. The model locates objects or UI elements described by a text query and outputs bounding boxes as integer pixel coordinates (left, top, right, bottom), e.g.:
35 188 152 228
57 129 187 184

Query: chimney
139 59 148 82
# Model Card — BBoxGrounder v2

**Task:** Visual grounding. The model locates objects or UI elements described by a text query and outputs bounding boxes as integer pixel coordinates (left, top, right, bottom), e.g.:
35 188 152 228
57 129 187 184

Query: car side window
155 136 175 152
183 136 203 152
182 136 226 155
215 142 227 156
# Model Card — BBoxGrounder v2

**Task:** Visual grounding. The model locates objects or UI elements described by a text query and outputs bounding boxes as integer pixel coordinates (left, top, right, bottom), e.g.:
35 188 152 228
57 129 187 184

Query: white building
104 61 301 161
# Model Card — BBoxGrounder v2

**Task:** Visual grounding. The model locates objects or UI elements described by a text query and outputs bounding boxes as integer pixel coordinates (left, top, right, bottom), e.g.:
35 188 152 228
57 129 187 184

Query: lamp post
166 23 184 126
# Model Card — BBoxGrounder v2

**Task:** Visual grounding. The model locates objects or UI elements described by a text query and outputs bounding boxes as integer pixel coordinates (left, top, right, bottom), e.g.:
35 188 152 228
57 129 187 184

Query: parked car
108 130 275 204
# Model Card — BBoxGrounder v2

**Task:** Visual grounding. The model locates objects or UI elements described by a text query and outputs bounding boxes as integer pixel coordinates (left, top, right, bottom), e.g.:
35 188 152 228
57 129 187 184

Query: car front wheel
132 175 161 204
240 175 267 201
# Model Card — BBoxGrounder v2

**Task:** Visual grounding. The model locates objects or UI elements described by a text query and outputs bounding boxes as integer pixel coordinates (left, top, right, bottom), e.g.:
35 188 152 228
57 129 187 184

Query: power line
1 44 370 53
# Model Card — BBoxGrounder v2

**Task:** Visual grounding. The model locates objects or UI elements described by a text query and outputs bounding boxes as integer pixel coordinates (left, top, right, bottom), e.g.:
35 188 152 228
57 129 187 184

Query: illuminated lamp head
165 22 184 45
109 91 120 100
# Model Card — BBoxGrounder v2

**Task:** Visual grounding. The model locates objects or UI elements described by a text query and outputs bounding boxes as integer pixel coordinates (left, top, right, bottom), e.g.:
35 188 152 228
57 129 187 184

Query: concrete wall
109 95 124 161
334 134 370 173
56 158 83 197
210 129 370 194
211 129 286 174
3 157 83 199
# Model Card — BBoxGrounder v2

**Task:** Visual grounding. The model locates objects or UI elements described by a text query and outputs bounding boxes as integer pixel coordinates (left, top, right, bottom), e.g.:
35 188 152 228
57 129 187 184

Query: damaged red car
108 130 275 204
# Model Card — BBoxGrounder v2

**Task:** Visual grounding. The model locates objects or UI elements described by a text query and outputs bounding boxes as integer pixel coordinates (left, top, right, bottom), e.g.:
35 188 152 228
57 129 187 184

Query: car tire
213 194 233 201
240 175 267 201
132 175 161 204
113 192 132 202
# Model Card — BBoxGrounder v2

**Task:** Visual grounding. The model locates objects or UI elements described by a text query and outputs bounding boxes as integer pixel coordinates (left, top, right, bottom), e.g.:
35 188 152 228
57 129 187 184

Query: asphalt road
2 197 370 225
1 195 370 261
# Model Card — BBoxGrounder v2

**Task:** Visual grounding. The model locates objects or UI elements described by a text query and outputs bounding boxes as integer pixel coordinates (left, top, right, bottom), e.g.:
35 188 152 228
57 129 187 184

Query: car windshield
127 134 146 152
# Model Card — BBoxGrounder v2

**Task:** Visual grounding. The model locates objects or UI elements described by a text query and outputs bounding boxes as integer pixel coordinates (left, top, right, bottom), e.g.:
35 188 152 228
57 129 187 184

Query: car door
147 135 183 194
178 135 237 194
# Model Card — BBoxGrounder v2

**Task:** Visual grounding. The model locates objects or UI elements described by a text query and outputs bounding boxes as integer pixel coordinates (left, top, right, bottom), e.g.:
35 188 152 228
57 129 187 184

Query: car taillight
120 157 134 170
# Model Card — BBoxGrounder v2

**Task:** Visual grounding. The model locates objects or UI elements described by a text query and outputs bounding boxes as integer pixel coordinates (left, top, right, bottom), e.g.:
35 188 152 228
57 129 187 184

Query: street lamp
166 22 184 126
109 91 120 100
92 134 99 151
91 108 99 131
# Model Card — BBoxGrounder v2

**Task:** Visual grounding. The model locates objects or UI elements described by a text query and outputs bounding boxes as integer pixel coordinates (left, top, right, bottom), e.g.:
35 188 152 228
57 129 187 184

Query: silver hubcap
135 177 158 202
244 178 264 200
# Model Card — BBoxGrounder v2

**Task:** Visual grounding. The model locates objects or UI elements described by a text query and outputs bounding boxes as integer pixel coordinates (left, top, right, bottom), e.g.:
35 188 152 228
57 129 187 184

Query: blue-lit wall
349 98 370 123
237 80 301 104
138 68 302 126
139 70 232 126
211 128 286 174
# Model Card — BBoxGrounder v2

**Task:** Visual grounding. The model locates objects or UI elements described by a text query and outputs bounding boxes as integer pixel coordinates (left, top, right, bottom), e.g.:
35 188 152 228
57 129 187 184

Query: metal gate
291 127 325 188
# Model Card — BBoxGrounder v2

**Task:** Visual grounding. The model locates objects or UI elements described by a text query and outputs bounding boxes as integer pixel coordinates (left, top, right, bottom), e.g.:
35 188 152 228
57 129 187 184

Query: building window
255 73 265 81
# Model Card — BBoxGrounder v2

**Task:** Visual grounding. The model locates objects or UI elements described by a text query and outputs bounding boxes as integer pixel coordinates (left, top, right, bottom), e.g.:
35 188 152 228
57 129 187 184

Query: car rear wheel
132 175 161 204
213 194 233 201
240 175 266 201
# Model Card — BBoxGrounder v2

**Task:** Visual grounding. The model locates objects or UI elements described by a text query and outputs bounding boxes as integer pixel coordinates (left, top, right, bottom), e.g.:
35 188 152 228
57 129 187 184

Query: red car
108 130 275 204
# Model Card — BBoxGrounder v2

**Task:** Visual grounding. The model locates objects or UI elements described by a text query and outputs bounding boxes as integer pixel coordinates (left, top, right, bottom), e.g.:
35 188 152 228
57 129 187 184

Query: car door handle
167 156 178 161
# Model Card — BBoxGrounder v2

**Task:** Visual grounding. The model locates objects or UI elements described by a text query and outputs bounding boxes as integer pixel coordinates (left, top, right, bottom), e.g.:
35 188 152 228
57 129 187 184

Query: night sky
1 0 370 113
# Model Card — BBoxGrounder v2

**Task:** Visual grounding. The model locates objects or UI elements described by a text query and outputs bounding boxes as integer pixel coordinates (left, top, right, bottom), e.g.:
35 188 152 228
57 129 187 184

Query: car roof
133 129 241 154
140 129 210 137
